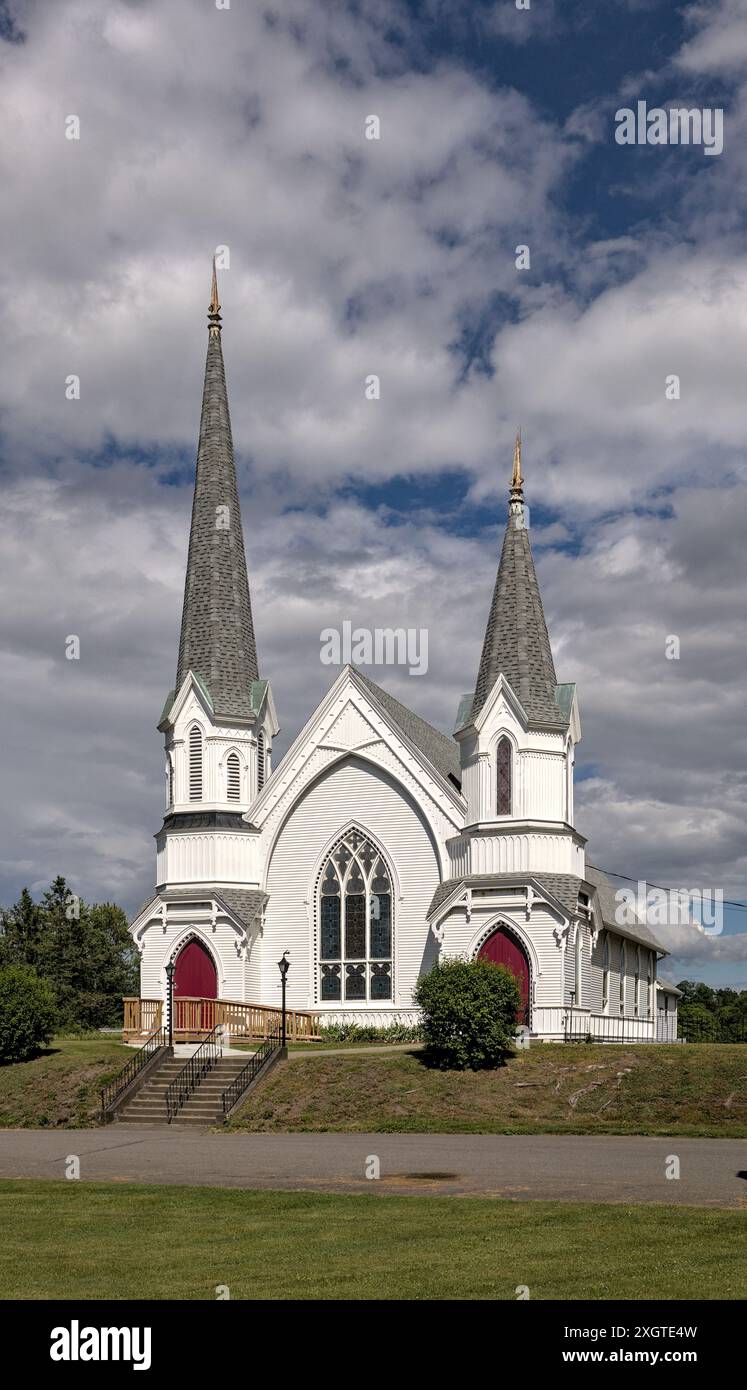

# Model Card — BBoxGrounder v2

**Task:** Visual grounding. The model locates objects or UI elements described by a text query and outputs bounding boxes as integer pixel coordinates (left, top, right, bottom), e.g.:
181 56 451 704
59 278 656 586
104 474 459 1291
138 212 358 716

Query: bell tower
155 262 278 890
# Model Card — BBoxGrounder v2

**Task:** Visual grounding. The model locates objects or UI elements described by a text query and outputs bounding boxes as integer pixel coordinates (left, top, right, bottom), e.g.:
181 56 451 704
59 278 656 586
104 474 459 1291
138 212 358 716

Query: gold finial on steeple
511 427 522 491
208 256 222 336
508 427 525 523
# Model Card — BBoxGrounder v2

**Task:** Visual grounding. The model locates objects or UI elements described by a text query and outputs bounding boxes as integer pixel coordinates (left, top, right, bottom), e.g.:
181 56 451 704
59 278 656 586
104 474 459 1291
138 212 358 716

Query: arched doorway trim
468 916 541 984
472 917 531 1028
163 930 223 996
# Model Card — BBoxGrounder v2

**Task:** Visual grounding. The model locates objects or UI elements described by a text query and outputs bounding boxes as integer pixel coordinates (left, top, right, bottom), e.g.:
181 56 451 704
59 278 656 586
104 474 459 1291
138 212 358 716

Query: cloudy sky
1 0 746 985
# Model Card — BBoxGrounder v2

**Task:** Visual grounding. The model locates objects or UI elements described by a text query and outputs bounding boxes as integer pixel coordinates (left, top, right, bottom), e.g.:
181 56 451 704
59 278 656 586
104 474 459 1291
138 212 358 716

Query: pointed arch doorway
173 938 218 1037
478 926 530 1026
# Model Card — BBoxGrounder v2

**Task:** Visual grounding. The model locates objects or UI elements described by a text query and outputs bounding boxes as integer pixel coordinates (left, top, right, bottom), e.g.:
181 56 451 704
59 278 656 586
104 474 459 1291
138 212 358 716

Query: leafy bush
0 965 57 1063
414 957 520 1070
316 1021 422 1044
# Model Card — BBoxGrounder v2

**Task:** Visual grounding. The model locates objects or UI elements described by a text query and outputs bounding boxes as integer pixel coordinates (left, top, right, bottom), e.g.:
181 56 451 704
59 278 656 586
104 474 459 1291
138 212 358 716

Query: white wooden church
128 268 676 1045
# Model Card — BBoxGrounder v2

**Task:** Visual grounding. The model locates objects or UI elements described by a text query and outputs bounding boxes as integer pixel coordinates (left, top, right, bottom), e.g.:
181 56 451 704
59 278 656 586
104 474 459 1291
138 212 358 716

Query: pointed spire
509 426 524 522
469 433 563 727
208 256 222 337
175 264 259 719
511 427 522 491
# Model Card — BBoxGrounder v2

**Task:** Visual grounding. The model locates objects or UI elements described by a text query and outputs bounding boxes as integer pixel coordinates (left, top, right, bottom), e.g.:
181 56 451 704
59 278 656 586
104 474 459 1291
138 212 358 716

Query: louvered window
257 731 265 791
496 736 512 815
602 932 609 1011
188 726 203 801
167 756 174 807
226 751 241 801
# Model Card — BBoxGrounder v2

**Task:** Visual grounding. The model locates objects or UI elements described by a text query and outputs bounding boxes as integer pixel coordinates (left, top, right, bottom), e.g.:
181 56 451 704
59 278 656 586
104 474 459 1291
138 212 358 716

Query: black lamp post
278 952 290 1054
165 961 175 1050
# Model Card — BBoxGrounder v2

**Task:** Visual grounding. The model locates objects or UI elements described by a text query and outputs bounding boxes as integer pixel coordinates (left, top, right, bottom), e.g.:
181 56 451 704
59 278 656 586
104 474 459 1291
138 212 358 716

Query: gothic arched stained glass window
317 833 393 1002
496 735 512 815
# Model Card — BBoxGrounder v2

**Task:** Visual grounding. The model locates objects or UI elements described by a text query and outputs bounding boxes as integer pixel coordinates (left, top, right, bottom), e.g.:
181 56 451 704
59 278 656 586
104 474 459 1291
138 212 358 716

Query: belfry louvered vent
257 731 265 790
189 726 203 801
226 751 241 801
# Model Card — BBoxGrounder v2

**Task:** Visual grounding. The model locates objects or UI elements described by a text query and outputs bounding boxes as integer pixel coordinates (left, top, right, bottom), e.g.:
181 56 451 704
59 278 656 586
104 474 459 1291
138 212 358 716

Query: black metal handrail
166 1024 222 1123
100 1026 167 1119
221 1031 281 1117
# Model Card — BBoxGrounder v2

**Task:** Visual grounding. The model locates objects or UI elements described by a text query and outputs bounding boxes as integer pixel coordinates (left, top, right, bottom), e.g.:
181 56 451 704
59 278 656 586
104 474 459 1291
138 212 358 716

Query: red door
478 927 530 1025
174 940 218 1032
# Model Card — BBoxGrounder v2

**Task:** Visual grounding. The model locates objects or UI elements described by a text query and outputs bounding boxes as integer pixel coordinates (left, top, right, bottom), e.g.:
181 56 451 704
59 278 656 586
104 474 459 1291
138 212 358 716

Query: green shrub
0 965 57 1063
414 956 520 1070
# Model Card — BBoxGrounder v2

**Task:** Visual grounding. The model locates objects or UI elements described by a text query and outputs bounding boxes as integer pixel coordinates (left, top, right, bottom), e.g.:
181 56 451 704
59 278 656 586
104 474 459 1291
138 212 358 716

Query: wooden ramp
123 996 320 1044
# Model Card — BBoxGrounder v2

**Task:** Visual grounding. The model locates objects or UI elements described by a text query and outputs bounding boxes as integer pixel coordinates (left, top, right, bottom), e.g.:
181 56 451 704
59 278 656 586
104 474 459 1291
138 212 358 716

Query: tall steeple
175 261 259 720
470 433 564 727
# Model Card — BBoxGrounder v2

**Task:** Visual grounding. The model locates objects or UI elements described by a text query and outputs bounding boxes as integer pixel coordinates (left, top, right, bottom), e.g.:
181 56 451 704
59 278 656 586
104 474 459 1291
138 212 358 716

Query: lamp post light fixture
165 961 175 1050
278 952 290 1055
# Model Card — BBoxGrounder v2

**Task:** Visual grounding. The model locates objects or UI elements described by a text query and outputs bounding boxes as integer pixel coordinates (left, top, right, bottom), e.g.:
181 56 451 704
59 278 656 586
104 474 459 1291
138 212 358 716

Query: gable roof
427 871 587 921
584 864 668 953
131 885 266 932
355 669 461 789
427 863 669 954
174 270 259 720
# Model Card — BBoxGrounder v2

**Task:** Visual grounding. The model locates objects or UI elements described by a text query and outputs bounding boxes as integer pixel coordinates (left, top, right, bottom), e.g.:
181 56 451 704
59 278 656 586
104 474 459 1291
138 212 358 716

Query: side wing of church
127 268 672 1044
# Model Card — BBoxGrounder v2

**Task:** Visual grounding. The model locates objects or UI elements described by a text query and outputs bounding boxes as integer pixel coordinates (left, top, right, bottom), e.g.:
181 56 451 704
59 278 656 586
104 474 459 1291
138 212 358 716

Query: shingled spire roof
175 262 259 720
469 432 566 727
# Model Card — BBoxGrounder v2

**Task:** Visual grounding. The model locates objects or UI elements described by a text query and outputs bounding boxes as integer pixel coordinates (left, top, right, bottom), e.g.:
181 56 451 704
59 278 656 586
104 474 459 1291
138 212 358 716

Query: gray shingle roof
584 865 668 953
656 978 683 996
469 516 567 727
175 322 259 720
132 885 266 931
427 872 589 920
428 865 668 954
158 811 254 833
356 670 462 789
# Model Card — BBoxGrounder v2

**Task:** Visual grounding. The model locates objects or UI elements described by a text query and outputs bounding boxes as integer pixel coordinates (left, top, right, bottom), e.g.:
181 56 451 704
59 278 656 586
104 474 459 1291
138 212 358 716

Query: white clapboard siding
439 901 565 1008
138 913 244 1002
261 755 441 1011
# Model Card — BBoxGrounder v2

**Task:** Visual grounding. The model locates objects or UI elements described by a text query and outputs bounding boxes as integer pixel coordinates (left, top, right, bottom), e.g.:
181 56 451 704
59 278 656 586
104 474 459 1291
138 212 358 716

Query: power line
596 867 747 913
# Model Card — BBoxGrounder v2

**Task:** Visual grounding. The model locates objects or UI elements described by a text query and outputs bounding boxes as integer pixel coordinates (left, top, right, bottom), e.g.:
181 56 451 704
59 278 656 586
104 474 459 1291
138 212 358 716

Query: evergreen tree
0 879 138 1031
0 887 45 970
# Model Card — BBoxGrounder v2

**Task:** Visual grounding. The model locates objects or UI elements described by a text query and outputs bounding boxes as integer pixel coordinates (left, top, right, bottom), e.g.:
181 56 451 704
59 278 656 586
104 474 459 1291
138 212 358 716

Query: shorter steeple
469 433 564 726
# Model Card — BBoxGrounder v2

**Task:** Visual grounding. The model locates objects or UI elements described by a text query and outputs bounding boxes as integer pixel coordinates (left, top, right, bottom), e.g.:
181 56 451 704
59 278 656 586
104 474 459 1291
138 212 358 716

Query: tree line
676 981 747 1043
0 876 138 1053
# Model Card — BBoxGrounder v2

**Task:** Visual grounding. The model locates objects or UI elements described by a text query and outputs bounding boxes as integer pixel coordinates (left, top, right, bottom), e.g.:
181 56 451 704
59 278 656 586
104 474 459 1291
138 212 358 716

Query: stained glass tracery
318 832 393 1002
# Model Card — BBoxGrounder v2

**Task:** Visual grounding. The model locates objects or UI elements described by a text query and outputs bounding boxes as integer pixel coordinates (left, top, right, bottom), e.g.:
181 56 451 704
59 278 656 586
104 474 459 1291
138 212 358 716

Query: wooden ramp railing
123 996 320 1042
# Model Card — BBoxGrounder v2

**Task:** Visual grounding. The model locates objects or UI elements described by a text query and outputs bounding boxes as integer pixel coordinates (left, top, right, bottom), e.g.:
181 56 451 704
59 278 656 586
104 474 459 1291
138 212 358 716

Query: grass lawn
0 1179 743 1300
228 1043 747 1138
0 1037 131 1128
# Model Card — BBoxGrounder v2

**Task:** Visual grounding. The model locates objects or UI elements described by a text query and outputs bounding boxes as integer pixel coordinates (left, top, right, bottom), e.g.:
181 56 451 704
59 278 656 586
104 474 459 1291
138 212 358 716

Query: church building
128 267 672 1044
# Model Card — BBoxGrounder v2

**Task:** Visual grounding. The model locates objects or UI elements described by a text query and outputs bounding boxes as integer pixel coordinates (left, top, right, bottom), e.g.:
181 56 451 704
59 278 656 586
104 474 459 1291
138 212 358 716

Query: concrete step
114 1052 255 1125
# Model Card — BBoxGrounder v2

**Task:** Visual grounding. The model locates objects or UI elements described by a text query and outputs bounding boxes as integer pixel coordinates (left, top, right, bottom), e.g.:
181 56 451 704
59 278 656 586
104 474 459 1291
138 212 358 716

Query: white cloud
677 0 747 75
0 0 744 990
